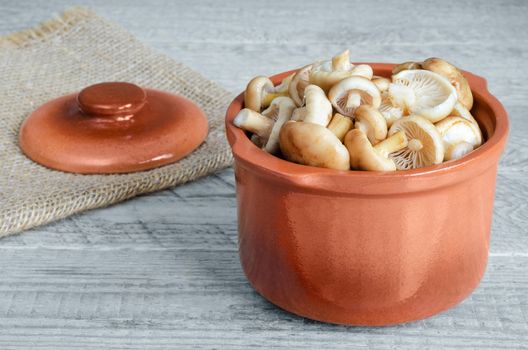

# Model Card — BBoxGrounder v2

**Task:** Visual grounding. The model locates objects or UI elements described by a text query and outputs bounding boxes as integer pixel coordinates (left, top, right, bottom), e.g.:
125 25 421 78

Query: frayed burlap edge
0 6 94 48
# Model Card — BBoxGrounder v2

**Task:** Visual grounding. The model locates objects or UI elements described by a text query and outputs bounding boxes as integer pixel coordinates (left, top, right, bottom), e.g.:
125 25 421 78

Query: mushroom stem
346 91 362 109
233 108 274 139
408 139 423 152
327 113 353 142
355 121 368 135
331 49 351 71
374 130 408 157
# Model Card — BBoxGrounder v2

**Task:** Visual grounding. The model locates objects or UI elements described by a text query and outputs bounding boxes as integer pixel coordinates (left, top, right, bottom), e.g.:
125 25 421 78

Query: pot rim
225 63 509 195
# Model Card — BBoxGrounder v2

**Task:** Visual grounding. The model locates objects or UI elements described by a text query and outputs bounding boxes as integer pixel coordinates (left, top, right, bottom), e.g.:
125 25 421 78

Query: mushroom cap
308 50 358 92
435 116 482 150
344 129 396 171
289 64 313 107
262 97 297 154
390 70 458 123
445 142 474 161
244 76 274 111
350 64 374 80
372 76 391 92
300 84 333 126
388 115 444 170
279 121 350 170
354 105 388 144
328 76 381 117
449 101 479 128
379 92 403 127
392 61 422 75
422 57 473 110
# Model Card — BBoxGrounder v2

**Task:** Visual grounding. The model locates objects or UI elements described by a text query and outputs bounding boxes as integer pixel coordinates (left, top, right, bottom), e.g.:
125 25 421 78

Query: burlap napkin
0 7 234 237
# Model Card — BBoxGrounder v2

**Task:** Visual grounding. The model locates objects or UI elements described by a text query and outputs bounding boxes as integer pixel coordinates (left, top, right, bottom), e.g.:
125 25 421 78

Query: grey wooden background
0 0 527 349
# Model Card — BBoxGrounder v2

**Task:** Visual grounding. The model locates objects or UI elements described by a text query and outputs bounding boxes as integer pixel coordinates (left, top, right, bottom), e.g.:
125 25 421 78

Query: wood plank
0 0 526 348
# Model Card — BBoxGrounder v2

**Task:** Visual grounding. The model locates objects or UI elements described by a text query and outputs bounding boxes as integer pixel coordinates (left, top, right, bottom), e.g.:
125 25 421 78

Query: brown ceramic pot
225 64 509 326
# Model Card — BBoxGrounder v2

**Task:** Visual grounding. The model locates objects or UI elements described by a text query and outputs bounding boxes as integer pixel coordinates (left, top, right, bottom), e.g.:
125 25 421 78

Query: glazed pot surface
225 64 509 325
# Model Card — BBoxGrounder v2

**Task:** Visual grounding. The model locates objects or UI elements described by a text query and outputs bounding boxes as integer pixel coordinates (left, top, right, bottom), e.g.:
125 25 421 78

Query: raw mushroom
261 97 297 154
233 108 274 140
392 61 422 75
328 76 381 117
309 50 373 92
279 121 350 170
354 105 388 145
379 92 403 127
444 142 474 161
387 115 445 170
435 116 482 161
449 102 479 128
327 113 353 142
372 76 391 92
345 129 408 171
244 75 290 112
289 64 312 107
422 57 473 110
389 69 458 123
291 84 333 126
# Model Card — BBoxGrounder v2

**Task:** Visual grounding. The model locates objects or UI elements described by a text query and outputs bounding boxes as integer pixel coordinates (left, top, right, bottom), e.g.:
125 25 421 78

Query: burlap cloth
0 7 234 237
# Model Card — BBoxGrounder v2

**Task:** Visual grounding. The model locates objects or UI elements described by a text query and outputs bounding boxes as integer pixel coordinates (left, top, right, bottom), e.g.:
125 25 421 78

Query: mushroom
422 57 473 110
372 76 391 92
389 69 458 123
233 108 274 140
309 50 353 92
328 76 381 117
290 84 333 126
344 129 408 171
234 97 296 154
435 116 482 161
289 64 312 107
327 113 353 142
392 61 422 75
379 92 403 127
261 97 297 154
279 121 350 170
444 142 474 161
244 75 291 112
387 115 445 170
449 102 479 128
354 105 387 145
309 50 374 92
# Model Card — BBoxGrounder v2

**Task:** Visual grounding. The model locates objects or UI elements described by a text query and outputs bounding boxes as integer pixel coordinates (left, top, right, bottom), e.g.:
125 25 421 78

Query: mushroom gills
388 115 444 170
390 70 457 123
328 76 381 117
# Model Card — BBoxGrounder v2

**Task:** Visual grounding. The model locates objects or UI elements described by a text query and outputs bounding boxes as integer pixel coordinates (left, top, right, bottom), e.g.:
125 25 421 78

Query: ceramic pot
225 64 509 326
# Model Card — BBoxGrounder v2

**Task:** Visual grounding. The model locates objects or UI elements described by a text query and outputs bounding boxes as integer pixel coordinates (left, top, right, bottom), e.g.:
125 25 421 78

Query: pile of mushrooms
233 51 483 171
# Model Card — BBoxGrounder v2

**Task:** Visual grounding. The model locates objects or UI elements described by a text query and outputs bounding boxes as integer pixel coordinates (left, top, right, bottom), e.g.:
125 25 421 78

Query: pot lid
19 82 208 174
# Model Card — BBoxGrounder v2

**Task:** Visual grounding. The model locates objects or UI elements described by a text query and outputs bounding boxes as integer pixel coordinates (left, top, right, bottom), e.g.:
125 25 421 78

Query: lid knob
77 82 147 117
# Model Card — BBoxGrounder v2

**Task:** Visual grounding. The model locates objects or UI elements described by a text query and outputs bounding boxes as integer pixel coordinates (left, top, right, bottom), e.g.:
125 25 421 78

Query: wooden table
0 0 526 348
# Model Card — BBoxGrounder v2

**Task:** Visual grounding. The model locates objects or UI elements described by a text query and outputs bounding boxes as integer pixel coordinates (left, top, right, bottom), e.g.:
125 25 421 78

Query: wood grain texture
0 0 527 349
